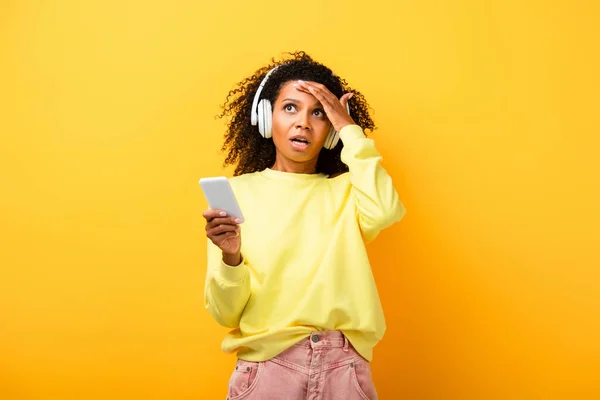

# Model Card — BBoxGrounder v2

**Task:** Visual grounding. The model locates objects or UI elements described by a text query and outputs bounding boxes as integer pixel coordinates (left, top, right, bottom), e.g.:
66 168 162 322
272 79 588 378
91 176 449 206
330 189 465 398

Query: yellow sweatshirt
204 124 406 362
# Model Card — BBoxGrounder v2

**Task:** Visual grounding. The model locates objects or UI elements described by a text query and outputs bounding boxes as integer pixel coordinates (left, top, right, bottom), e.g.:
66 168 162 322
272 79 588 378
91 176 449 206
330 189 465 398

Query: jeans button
312 335 320 343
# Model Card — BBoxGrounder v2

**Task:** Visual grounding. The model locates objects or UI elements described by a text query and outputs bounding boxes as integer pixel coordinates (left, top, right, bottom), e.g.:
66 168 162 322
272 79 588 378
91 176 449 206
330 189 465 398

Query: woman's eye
284 104 296 112
313 109 325 117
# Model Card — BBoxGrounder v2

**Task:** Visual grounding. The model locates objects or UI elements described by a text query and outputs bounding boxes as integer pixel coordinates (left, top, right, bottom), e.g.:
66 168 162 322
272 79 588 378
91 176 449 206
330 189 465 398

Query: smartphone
199 177 245 223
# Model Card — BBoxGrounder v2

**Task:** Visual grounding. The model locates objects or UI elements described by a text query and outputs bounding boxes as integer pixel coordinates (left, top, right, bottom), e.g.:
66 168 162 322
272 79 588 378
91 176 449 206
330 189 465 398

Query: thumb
340 93 353 111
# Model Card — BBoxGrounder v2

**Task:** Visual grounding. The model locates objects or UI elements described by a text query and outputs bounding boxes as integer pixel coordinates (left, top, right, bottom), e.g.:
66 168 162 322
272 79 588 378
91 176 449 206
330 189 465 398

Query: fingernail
298 80 305 84
220 211 226 216
234 218 242 224
349 93 354 99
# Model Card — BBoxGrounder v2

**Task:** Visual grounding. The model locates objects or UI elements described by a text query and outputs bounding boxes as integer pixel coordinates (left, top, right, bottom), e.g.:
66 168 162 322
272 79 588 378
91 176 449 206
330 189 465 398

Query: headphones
250 66 350 150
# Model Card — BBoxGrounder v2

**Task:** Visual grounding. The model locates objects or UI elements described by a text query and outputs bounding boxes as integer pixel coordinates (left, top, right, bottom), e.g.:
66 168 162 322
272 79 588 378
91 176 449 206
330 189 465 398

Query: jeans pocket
227 359 261 399
350 358 378 400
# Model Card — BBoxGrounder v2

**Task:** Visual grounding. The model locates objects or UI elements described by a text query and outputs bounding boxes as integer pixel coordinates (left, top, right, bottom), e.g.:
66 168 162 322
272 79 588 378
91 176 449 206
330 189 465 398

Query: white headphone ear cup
251 102 258 126
327 130 340 149
324 124 336 150
257 100 265 137
264 100 273 138
331 131 340 149
257 99 270 138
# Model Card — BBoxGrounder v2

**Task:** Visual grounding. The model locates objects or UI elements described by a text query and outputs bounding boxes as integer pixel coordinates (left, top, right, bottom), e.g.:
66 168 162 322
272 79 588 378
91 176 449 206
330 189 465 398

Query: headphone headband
251 66 280 126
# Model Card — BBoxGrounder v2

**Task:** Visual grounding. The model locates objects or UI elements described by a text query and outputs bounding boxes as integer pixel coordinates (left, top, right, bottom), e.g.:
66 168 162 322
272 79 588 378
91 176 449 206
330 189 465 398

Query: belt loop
343 335 349 352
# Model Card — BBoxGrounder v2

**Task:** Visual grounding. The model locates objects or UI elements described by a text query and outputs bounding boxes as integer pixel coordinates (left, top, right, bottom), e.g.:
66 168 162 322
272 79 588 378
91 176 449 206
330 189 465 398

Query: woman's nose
295 112 311 130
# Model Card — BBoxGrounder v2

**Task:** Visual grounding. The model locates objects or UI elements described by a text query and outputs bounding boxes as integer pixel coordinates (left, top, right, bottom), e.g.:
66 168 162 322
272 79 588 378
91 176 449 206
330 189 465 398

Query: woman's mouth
290 137 309 151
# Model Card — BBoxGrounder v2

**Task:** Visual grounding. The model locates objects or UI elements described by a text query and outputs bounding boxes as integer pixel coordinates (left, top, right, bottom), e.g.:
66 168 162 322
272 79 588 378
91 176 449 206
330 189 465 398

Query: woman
203 51 406 399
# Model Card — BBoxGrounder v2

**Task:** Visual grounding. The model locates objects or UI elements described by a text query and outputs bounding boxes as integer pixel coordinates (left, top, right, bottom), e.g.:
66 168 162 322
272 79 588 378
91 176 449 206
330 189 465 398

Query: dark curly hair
217 51 376 176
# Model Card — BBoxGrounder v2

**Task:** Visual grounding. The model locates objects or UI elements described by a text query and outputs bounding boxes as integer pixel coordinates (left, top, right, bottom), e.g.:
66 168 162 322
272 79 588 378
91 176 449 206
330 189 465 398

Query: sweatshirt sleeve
339 124 406 243
203 239 251 328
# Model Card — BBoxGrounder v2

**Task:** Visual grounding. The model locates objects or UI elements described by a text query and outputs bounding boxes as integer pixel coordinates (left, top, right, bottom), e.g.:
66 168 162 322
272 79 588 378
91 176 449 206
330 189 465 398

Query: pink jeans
226 331 378 400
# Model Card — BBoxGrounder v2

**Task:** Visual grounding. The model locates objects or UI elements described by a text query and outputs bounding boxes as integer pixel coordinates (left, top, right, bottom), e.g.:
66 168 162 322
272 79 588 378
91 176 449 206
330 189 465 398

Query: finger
211 225 241 245
303 82 335 104
304 87 338 116
205 216 241 231
296 81 335 104
214 231 240 246
293 84 312 94
294 81 319 96
313 88 347 115
202 209 227 221
304 81 339 103
220 231 240 240
340 93 353 110
304 81 329 92
208 223 238 237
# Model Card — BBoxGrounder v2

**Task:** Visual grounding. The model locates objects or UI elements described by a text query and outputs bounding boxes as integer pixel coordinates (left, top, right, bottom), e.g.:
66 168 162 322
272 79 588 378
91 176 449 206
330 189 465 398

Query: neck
271 154 318 174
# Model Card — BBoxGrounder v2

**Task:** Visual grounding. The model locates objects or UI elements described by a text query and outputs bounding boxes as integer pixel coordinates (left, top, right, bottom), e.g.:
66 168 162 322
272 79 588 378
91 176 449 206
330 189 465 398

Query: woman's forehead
274 81 321 105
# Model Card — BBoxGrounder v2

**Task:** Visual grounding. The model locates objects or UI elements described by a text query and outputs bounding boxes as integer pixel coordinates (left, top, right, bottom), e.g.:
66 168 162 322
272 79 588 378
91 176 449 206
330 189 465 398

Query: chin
286 152 319 163
274 141 320 160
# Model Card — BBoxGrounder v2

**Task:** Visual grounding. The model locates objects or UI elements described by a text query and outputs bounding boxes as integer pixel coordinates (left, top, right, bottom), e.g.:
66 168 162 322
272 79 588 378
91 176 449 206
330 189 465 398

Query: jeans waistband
293 330 350 351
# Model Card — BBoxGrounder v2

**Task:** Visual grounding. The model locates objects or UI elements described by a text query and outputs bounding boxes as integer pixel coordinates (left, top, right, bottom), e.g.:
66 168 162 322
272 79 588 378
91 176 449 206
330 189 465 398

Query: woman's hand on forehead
293 80 355 132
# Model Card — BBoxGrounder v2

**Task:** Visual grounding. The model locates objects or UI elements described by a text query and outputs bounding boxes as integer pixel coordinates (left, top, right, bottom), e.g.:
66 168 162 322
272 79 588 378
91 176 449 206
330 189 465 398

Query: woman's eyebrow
282 98 323 107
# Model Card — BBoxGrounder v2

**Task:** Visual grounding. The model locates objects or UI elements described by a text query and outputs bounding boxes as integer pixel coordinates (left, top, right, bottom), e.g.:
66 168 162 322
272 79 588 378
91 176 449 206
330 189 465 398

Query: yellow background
1 0 599 399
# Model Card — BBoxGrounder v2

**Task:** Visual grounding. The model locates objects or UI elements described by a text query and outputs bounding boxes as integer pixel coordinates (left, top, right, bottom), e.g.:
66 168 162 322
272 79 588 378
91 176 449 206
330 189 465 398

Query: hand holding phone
200 177 243 264
202 209 241 262
199 177 244 222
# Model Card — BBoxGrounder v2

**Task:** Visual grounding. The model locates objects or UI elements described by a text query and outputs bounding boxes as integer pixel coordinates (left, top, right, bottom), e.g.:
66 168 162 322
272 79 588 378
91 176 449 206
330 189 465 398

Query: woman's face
270 80 332 166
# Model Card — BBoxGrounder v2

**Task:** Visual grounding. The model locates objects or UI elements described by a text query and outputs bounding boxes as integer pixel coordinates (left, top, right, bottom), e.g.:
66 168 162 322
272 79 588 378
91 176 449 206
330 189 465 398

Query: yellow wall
1 1 599 399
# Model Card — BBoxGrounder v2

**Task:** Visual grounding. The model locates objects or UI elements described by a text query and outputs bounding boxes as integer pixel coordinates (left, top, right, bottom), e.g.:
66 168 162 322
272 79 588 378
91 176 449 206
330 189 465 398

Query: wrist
222 251 242 267
334 118 356 133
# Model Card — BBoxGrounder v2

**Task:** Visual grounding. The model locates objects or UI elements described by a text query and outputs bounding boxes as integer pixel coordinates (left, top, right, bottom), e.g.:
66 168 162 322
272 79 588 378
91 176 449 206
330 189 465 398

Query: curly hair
217 51 376 176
